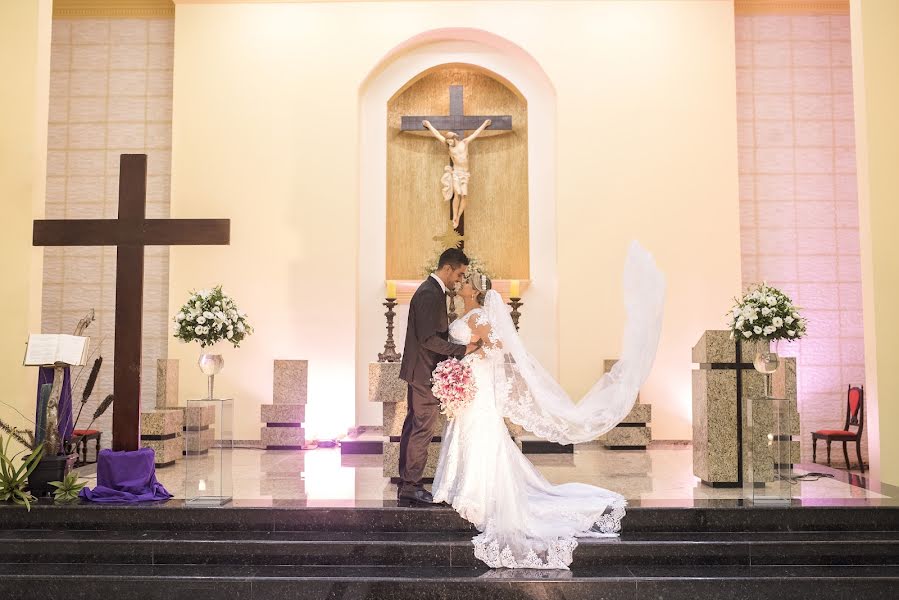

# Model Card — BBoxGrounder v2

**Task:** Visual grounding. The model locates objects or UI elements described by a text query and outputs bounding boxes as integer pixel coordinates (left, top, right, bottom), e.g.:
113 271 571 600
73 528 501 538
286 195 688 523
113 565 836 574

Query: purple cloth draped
36 366 73 442
79 448 172 503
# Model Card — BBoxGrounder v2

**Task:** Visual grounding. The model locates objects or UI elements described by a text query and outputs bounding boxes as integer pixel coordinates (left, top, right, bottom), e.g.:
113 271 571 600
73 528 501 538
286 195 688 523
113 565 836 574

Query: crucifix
401 84 512 243
33 154 230 452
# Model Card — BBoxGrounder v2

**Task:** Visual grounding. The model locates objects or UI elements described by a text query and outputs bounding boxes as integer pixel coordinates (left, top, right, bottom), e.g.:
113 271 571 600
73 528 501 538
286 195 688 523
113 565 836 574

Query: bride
431 241 665 569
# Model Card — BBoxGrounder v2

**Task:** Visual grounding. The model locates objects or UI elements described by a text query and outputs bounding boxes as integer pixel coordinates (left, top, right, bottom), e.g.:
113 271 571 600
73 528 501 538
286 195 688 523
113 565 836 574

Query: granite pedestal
692 330 800 487
597 359 653 449
370 361 445 481
140 359 184 466
260 360 307 449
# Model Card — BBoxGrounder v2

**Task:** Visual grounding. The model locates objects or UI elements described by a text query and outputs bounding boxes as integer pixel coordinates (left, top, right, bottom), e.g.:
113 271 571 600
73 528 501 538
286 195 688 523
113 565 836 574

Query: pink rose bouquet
431 358 477 419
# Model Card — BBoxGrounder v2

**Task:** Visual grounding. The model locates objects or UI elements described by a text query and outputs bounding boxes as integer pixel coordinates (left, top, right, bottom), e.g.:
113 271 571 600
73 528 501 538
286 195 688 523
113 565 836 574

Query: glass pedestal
184 397 233 507
743 392 793 505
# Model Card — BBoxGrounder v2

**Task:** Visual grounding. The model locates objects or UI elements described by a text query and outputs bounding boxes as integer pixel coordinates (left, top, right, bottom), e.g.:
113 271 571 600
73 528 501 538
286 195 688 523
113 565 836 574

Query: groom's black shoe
397 488 434 507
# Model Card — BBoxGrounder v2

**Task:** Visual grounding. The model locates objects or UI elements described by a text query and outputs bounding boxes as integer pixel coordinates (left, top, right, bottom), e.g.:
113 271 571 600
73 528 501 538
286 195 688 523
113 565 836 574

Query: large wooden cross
401 85 512 241
33 154 230 451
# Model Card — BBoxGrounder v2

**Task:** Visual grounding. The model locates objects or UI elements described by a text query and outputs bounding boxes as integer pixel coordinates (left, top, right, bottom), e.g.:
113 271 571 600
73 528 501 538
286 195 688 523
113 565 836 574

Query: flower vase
198 351 224 400
752 339 780 374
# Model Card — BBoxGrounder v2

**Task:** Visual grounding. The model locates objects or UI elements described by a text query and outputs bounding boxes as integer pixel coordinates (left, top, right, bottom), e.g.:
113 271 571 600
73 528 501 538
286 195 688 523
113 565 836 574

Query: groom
398 247 479 506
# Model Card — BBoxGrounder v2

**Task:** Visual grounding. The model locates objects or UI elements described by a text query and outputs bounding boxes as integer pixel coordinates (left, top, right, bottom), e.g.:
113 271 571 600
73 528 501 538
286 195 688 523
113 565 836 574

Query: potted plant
726 282 808 373
0 433 45 510
49 471 87 503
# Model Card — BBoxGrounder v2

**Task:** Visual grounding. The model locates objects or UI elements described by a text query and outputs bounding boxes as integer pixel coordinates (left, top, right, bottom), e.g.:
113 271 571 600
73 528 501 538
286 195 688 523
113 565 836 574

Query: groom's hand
465 342 481 355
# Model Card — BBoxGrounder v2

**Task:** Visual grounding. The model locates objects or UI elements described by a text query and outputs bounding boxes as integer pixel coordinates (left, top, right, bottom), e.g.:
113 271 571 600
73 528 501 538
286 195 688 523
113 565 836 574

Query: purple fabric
36 366 74 442
79 448 172 503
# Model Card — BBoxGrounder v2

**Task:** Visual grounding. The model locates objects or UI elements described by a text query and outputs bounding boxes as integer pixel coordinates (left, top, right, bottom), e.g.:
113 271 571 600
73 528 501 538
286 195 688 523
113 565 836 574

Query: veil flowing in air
484 240 666 444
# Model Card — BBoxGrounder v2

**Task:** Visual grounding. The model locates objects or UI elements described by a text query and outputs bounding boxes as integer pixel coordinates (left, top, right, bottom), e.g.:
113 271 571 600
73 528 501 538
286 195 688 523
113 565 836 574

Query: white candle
509 280 521 298
386 280 397 299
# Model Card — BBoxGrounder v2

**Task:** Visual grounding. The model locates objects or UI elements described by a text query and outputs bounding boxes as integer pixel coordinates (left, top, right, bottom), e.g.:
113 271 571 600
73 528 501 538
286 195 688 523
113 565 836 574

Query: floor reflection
75 442 894 505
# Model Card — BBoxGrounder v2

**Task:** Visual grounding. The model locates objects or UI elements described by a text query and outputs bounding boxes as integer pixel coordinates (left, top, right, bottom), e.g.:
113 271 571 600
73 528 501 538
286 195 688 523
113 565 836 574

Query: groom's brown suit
397 276 467 493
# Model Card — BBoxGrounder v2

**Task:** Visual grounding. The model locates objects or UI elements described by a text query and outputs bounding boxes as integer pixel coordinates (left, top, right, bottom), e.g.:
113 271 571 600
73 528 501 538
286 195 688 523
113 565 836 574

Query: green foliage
0 435 45 511
48 471 86 503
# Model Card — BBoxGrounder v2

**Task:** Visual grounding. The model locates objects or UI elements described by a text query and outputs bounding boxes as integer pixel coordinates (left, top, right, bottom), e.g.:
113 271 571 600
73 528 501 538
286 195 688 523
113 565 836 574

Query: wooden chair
812 385 865 471
71 429 102 466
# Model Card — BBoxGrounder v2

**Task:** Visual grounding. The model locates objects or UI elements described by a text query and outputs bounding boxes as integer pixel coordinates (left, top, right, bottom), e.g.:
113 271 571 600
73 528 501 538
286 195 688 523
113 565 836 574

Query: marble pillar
597 359 653 449
260 360 307 448
692 330 800 487
370 361 445 480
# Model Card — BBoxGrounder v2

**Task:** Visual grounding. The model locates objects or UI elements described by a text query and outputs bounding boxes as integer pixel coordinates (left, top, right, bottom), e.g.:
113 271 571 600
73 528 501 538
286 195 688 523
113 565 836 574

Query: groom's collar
429 273 448 294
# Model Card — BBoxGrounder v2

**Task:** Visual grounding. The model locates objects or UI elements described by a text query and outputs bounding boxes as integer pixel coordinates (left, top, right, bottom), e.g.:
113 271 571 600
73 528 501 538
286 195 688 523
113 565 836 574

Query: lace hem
473 535 577 570
470 503 627 570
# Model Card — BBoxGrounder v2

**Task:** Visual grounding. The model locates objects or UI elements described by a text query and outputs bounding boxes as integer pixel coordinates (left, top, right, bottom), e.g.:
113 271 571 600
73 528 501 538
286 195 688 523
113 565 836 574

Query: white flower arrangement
726 282 808 342
172 286 253 348
421 252 493 284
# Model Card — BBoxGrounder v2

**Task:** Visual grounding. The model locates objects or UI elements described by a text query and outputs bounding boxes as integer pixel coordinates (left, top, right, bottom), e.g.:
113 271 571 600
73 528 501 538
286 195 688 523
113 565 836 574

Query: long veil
484 241 666 444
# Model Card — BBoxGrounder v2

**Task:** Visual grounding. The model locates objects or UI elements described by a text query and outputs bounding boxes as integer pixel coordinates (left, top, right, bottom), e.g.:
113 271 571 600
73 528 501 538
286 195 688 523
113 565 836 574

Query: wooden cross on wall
400 85 512 139
33 154 230 452
401 85 512 241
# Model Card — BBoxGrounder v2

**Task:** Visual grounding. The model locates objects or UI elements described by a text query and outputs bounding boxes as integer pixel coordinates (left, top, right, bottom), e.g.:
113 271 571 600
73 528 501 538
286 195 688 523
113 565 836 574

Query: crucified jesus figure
422 118 491 230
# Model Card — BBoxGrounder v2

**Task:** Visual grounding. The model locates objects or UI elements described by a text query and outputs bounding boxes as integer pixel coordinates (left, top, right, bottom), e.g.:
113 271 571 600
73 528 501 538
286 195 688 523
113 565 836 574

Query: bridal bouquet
431 358 477 420
172 285 253 348
726 282 807 342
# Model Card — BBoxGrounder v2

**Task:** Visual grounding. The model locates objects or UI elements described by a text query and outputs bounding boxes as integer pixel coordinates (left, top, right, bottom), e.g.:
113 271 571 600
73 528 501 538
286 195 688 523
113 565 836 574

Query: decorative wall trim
54 0 174 18
735 0 849 15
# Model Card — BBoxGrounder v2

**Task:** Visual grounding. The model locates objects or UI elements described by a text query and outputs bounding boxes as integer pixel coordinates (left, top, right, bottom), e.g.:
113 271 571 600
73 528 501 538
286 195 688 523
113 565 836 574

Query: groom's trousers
398 381 440 492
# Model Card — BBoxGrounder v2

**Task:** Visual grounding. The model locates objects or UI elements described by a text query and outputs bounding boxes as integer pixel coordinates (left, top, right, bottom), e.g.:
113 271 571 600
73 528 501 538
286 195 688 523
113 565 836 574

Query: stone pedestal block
156 359 179 408
140 401 184 467
261 426 306 448
596 359 653 449
692 330 800 487
261 360 307 448
142 437 184 466
372 362 447 478
369 362 406 403
261 404 306 424
598 426 652 448
273 360 308 405
184 426 215 455
383 441 441 480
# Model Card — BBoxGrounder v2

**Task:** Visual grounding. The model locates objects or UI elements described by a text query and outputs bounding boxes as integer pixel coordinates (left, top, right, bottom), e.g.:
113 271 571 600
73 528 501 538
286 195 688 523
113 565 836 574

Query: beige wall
0 0 52 450
0 0 52 451
169 1 741 442
43 17 176 446
850 0 899 486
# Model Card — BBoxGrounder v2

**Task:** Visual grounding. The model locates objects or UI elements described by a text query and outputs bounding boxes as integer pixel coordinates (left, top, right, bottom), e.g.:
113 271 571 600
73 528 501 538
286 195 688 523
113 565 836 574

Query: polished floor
75 442 897 507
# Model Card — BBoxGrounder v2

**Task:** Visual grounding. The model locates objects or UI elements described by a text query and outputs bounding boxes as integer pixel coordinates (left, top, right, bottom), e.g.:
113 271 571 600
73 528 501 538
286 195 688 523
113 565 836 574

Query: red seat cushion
72 429 101 436
814 429 856 437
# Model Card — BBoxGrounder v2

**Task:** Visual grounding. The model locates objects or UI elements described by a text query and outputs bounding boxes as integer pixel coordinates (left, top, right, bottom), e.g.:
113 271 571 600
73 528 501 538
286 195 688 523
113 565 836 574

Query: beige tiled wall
43 18 174 446
735 15 867 466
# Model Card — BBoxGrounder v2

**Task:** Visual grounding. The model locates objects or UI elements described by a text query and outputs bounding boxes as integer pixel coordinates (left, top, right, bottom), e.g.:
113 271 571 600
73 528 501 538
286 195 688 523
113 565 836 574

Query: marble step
0 563 896 600
3 503 898 533
1 529 897 567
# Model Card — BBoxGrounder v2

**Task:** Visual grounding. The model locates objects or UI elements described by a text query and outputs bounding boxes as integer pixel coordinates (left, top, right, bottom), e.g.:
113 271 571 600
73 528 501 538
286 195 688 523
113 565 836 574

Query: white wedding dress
432 241 666 569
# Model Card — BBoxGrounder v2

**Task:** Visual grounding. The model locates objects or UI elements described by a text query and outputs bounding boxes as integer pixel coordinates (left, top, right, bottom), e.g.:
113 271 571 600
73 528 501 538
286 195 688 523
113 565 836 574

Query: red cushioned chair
71 429 102 466
812 385 865 472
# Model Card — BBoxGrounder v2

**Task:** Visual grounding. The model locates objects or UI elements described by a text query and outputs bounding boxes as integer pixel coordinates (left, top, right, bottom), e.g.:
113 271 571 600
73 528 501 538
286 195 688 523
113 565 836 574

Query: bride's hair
470 273 492 306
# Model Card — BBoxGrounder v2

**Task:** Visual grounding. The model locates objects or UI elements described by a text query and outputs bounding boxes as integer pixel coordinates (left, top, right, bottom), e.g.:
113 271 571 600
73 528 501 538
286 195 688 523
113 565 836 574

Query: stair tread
0 563 897 580
1 529 897 544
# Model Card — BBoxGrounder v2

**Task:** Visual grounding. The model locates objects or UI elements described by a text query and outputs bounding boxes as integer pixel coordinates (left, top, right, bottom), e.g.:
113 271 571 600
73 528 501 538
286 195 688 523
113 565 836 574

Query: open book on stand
23 334 90 366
